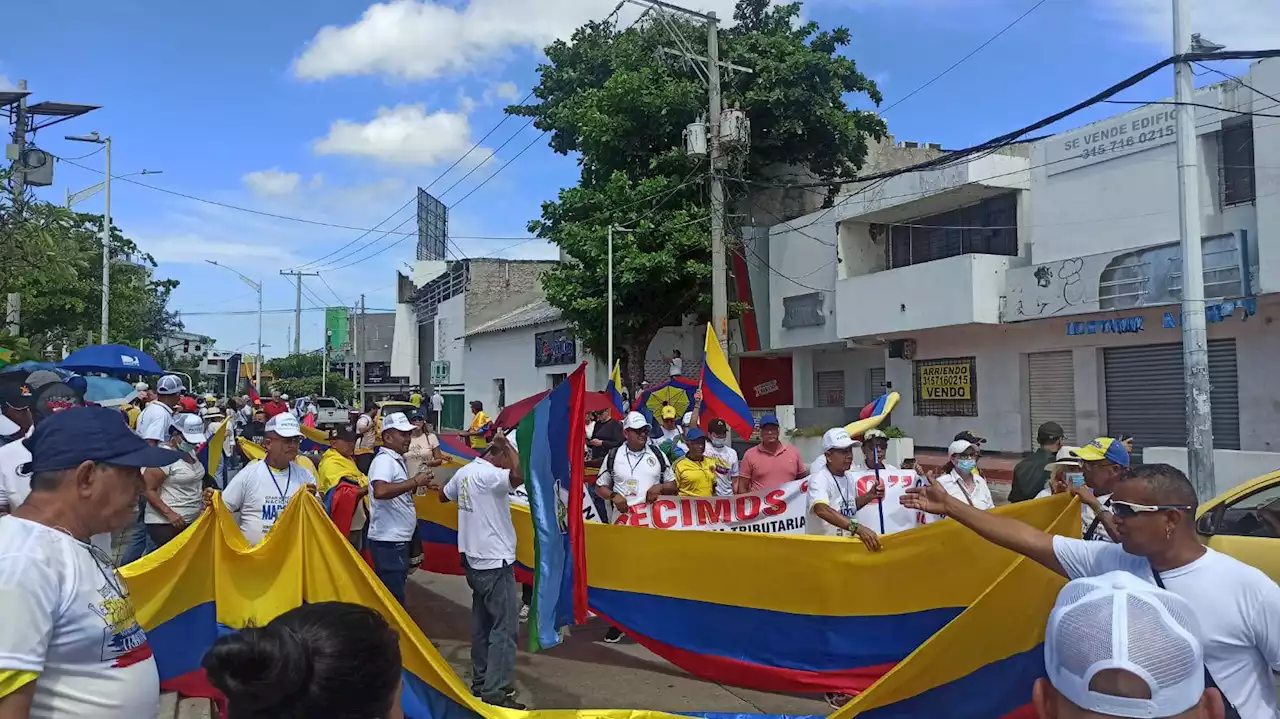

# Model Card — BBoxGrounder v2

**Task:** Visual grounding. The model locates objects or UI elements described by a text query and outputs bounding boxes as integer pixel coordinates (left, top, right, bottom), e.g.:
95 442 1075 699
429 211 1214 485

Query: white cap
281 393 290 400
1045 571 1205 719
156 375 185 395
623 411 649 430
172 413 207 444
381 411 413 433
1046 446 1083 473
822 427 858 451
948 439 975 456
264 413 303 438
133 381 150 392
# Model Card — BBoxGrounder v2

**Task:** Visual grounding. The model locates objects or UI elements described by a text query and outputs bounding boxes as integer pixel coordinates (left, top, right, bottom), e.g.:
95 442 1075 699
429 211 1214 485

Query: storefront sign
917 360 973 400
782 292 825 328
737 356 794 407
1066 316 1144 336
614 480 809 534
1066 298 1258 337
534 328 576 367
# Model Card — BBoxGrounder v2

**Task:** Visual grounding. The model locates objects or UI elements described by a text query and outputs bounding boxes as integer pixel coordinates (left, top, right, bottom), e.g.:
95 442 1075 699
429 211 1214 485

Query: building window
493 378 506 409
880 193 1018 270
548 373 567 389
1220 120 1255 206
814 371 845 407
914 357 977 417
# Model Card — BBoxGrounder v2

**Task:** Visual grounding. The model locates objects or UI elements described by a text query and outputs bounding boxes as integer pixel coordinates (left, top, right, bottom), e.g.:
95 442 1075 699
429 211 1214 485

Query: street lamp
65 132 115 343
66 169 160 209
205 261 264 395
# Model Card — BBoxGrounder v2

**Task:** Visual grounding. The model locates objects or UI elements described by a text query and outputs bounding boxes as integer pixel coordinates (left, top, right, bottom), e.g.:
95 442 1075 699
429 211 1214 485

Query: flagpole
872 445 886 534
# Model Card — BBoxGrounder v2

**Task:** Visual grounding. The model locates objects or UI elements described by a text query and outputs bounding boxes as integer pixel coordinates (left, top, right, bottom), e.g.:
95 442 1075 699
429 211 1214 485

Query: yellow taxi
1196 470 1280 584
372 400 418 444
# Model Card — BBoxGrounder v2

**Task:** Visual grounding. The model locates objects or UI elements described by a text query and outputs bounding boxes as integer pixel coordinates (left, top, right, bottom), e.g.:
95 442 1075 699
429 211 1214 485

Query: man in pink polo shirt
735 414 809 493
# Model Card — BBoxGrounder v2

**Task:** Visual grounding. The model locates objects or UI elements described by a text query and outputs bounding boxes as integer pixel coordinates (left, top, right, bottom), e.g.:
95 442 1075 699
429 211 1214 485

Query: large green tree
0 176 182 353
265 352 353 402
510 0 885 389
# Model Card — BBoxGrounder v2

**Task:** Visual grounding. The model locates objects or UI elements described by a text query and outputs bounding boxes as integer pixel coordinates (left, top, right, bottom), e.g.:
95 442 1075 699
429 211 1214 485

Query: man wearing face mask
1010 422 1065 503
1069 437 1129 543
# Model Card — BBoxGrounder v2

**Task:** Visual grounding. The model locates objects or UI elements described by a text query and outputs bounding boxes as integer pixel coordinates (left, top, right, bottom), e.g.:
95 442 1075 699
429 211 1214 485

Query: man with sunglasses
0 407 182 718
209 413 317 546
904 462 1280 719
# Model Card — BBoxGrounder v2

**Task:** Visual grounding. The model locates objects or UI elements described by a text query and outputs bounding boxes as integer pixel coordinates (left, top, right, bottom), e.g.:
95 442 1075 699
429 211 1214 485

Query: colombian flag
606 360 626 420
245 383 261 406
194 418 228 480
697 323 754 439
515 362 588 650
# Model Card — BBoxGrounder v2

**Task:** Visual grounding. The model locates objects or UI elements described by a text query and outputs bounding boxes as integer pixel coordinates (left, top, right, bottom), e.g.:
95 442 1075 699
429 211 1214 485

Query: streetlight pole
66 169 160 209
206 261 264 395
65 132 113 343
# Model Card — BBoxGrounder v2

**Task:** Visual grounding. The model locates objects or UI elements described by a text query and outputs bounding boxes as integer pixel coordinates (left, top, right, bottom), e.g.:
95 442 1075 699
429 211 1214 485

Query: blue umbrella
60 344 164 376
84 376 138 406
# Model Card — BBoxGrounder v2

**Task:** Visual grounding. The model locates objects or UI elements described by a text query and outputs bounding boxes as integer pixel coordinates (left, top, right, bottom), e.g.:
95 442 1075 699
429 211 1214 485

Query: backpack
605 443 669 480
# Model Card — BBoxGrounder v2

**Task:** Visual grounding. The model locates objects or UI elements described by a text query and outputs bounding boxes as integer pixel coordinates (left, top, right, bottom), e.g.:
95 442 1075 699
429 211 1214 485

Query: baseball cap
685 427 707 442
623 412 649 431
331 426 357 443
863 428 888 441
133 381 150 392
179 396 199 413
156 375 185 395
1073 437 1131 467
172 413 207 444
24 406 182 473
954 430 986 445
822 427 858 451
281 393 290 401
381 411 413 433
26 370 63 391
707 418 729 436
660 405 677 421
264 413 303 438
0 377 34 410
948 439 976 456
759 414 780 427
1045 571 1204 718
1037 421 1065 443
1045 446 1083 473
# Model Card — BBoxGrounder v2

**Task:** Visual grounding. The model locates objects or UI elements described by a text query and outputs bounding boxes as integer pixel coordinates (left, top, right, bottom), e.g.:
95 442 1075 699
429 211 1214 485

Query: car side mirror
1196 513 1217 536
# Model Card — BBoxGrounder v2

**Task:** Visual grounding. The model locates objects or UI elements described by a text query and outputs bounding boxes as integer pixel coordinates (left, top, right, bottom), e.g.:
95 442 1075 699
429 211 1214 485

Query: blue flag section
516 363 589 651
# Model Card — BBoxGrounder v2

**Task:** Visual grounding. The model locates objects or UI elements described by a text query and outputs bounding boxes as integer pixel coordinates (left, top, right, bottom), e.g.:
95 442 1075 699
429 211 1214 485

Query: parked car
312 397 351 428
1196 470 1280 584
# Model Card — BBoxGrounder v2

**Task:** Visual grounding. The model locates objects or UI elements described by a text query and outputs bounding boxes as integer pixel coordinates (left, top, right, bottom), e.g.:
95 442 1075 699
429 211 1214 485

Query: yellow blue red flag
698 323 754 438
606 360 625 420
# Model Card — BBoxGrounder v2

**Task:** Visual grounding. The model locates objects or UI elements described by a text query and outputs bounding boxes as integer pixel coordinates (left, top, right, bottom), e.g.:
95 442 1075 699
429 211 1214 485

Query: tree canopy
265 352 353 402
1 174 182 354
510 0 885 388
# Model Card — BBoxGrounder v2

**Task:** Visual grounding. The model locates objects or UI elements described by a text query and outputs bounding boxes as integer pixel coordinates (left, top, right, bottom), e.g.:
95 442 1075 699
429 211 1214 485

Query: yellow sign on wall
918 360 972 400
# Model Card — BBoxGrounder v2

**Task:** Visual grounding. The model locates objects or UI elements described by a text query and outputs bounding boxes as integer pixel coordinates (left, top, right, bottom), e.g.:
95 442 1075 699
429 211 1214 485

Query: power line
1193 61 1280 108
878 0 1048 115
316 273 348 306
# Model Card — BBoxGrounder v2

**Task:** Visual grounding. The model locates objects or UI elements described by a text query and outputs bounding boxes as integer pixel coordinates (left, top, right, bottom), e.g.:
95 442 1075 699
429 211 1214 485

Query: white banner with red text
612 479 809 534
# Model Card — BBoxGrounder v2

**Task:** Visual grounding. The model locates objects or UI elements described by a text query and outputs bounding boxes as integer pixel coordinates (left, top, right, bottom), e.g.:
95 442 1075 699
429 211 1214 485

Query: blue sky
3 0 1276 357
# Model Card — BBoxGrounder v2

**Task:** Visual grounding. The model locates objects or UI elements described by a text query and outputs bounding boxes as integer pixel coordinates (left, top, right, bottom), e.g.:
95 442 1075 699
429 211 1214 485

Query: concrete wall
464 260 558 328
464 321 604 414
1142 447 1280 496
434 295 466 385
835 254 1010 338
884 296 1280 453
1251 59 1280 295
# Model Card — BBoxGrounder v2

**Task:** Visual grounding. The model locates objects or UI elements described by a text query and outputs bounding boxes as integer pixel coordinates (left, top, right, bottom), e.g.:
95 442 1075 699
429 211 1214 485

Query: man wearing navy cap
736 414 808 494
0 406 181 718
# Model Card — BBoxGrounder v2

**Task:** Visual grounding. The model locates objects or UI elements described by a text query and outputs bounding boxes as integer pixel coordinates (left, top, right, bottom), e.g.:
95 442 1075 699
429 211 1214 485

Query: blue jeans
120 498 155 565
463 558 517 703
370 540 410 605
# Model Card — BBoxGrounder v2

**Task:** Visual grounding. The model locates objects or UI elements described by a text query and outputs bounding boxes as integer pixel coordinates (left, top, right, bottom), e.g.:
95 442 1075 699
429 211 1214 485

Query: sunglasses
1110 500 1193 518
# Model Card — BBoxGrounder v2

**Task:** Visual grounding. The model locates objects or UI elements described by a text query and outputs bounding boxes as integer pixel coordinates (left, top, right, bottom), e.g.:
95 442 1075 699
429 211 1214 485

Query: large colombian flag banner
515 362 588 651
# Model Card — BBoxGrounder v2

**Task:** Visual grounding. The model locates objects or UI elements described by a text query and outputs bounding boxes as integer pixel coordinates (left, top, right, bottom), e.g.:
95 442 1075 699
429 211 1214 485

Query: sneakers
604 627 624 644
519 604 530 622
493 697 527 710
824 692 853 709
472 685 517 701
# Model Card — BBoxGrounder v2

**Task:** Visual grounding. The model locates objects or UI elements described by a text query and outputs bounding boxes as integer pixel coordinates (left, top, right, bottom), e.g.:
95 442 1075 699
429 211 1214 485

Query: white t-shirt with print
444 458 516 570
222 460 314 546
1052 538 1280 718
0 435 112 554
367 448 417 543
143 457 206 524
806 466 860 536
0 517 159 718
846 464 923 535
136 401 173 443
596 445 673 518
704 443 739 496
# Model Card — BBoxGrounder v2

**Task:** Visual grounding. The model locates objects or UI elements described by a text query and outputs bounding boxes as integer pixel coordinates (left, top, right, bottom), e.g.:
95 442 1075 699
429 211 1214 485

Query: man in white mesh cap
1035 570 1224 719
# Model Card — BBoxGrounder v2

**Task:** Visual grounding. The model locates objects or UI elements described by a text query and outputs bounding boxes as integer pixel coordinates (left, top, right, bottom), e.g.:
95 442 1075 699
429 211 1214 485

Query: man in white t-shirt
367 412 433 606
0 406 182 718
214 413 317 546
136 375 183 445
904 462 1280 718
805 427 883 548
703 419 740 497
430 389 445 429
848 429 922 536
663 349 683 378
435 431 525 708
596 412 674 520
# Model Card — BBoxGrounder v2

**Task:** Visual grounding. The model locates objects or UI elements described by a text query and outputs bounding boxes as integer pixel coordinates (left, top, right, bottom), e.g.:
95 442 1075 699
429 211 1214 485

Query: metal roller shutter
868 367 887 400
1103 340 1240 452
815 370 845 407
1028 351 1076 449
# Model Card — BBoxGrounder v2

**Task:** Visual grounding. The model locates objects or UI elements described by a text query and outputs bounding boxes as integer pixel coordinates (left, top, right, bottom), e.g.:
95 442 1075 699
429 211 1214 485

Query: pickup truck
313 397 351 428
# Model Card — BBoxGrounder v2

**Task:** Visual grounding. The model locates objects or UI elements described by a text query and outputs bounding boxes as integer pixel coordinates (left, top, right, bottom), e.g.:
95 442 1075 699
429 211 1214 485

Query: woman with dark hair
203 602 404 719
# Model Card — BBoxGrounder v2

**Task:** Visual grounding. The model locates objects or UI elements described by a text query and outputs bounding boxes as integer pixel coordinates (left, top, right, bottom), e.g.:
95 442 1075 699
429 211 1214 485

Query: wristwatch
847 518 859 534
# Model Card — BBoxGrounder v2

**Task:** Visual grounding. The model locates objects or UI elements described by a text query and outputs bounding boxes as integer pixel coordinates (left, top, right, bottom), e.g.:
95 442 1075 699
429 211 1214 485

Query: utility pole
358 295 367 410
1172 0 1216 501
706 11 728 354
279 270 319 355
101 137 111 344
10 81 27 198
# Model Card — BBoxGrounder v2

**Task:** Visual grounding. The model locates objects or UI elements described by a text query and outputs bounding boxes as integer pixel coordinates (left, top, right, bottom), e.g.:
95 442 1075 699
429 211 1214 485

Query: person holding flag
848 429 922 536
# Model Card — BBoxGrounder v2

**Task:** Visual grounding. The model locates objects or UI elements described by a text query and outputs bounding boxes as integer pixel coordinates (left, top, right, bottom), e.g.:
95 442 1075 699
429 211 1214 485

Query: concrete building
339 312 411 400
755 59 1280 484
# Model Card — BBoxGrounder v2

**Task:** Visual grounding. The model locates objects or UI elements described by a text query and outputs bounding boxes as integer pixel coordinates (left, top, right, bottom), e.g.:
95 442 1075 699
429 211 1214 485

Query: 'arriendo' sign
917 360 972 400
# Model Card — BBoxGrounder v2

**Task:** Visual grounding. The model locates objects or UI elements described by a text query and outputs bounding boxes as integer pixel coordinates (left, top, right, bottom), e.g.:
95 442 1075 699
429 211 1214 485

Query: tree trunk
621 331 658 397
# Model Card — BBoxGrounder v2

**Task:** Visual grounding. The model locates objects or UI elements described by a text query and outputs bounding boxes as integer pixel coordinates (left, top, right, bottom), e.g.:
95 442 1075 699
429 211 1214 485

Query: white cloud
485 80 520 104
292 0 741 82
1097 0 1280 50
143 234 301 266
0 75 14 91
313 104 477 165
458 91 478 114
242 168 302 197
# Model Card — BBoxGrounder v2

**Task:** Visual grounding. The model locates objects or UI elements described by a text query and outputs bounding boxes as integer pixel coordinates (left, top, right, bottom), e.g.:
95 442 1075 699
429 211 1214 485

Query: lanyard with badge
269 464 295 499
830 473 856 522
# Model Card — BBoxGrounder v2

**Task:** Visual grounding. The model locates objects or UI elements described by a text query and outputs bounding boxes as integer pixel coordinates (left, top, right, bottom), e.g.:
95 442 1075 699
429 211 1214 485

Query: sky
3 0 1278 358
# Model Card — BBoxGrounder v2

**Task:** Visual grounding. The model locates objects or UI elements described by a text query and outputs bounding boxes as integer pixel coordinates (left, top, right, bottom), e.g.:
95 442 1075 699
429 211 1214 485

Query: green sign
325 308 349 353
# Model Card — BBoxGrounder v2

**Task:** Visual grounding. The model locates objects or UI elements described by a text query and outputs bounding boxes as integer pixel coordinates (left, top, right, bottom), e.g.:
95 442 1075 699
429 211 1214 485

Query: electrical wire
316 273 348 306
55 145 105 161
1101 99 1280 118
1193 61 1280 108
879 0 1049 115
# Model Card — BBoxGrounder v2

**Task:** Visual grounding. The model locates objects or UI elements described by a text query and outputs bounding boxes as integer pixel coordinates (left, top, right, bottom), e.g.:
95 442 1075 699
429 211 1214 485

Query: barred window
913 357 977 417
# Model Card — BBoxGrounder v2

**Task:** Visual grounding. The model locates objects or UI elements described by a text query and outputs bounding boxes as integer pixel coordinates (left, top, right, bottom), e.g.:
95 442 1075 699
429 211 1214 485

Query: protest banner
613 479 809 534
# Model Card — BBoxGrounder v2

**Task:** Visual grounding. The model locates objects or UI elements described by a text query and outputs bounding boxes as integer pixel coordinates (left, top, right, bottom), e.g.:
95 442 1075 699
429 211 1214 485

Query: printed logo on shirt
457 477 474 513
88 582 152 667
261 494 287 521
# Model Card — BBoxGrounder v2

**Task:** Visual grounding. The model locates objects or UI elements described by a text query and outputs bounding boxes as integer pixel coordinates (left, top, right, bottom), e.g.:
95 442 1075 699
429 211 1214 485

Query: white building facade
763 59 1280 464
